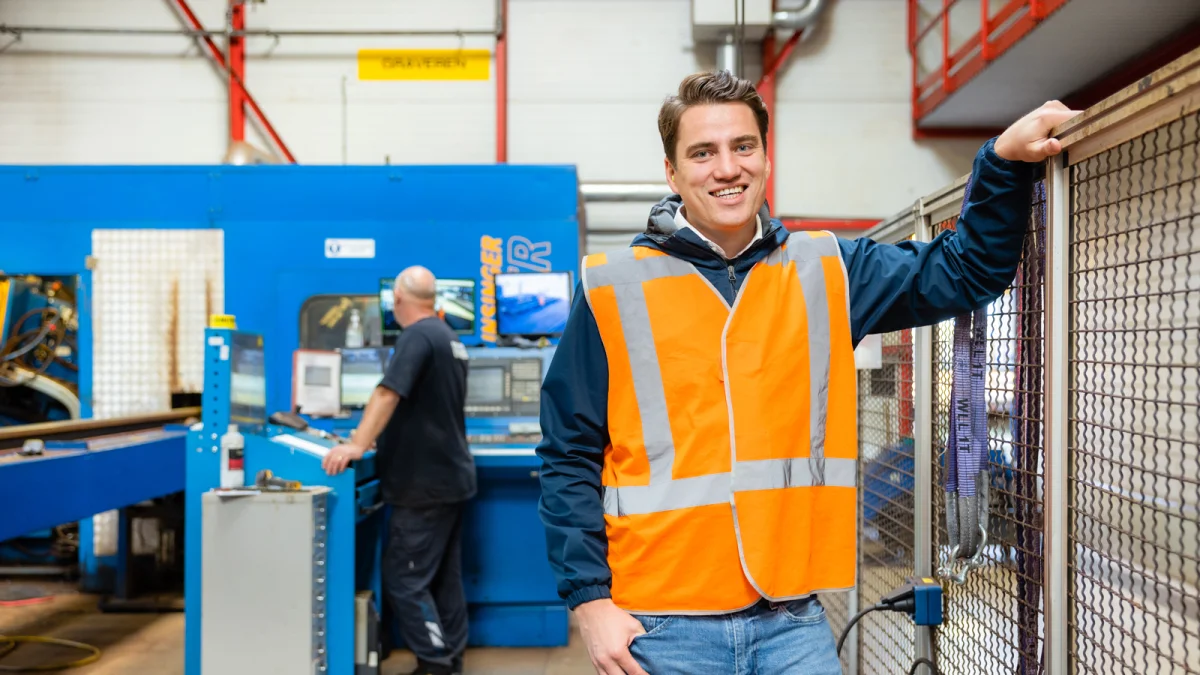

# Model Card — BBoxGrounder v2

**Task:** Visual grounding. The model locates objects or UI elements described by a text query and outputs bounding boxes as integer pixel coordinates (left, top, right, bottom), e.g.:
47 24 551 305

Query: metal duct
773 0 826 31
717 33 739 75
580 183 674 203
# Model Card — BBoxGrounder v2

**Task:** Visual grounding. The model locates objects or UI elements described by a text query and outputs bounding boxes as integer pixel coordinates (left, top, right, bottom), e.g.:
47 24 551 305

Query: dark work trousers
384 502 469 669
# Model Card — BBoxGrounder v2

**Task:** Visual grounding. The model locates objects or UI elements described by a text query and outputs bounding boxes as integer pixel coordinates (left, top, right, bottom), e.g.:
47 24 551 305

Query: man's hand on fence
994 100 1083 163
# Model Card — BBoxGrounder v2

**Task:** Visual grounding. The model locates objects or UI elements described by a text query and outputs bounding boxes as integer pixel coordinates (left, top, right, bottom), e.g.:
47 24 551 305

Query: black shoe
451 655 463 675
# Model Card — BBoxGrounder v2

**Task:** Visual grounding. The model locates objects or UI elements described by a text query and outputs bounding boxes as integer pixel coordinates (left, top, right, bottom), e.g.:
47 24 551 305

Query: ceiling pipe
772 0 827 31
580 183 674 203
717 33 739 76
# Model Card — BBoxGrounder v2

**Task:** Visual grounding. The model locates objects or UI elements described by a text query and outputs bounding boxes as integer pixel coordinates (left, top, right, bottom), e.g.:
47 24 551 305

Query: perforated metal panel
930 178 1048 674
1068 110 1200 675
91 229 223 418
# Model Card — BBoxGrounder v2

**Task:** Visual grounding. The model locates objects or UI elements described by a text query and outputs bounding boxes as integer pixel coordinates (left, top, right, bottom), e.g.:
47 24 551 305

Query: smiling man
535 70 1079 674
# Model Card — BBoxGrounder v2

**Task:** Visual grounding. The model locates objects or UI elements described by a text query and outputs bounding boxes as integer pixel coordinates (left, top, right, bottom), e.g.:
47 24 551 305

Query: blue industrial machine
189 325 563 674
0 274 80 426
0 164 582 673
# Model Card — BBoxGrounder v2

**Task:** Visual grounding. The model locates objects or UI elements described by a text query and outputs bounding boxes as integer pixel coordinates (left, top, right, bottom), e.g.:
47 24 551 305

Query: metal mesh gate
856 329 918 673
929 178 1049 674
1067 109 1200 674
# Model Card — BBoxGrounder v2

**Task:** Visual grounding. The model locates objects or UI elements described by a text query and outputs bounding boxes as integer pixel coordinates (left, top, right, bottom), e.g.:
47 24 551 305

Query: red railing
908 0 1071 128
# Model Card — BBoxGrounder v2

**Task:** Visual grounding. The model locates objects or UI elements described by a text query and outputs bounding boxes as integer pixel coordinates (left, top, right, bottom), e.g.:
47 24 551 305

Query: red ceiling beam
170 0 296 163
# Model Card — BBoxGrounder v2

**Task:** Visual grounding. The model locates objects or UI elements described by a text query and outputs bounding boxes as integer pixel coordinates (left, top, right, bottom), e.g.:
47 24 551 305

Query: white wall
773 0 985 221
0 0 987 252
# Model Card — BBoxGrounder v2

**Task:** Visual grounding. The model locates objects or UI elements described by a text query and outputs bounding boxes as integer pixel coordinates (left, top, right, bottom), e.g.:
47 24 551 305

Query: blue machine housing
0 164 583 673
309 346 564 650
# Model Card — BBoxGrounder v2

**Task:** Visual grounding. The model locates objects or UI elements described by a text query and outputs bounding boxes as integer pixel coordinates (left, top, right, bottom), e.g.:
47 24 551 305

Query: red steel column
496 0 508 163
761 30 776 213
228 0 245 143
172 0 295 162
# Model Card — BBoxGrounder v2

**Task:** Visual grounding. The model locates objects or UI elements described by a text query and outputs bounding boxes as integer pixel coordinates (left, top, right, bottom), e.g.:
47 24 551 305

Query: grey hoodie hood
644 193 776 238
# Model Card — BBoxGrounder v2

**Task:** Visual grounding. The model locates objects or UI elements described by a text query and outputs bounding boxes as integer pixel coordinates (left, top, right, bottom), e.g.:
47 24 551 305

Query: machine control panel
463 347 554 446
464 355 543 418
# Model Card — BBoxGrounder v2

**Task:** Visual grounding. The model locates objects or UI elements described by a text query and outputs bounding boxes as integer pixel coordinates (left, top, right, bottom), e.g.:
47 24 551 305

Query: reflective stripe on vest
580 231 854 519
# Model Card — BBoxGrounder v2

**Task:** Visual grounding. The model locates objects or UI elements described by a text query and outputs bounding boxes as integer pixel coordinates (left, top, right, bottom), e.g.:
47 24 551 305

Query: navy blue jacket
536 138 1037 610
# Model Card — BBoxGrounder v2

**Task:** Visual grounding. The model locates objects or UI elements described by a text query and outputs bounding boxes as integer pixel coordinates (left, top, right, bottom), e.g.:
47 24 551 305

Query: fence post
1044 152 1070 675
912 201 935 667
849 391 861 674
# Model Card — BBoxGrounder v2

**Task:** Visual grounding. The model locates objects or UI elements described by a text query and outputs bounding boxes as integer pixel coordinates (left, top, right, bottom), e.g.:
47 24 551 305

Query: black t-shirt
376 317 475 507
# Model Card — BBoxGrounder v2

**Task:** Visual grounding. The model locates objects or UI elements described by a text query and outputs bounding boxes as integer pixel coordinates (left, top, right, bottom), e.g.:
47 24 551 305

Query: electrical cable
836 594 942 675
0 307 65 387
0 635 102 671
1 308 60 362
836 603 885 656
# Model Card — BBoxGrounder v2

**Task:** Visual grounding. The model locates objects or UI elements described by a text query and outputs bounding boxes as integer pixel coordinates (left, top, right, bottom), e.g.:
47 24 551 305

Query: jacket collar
634 194 787 266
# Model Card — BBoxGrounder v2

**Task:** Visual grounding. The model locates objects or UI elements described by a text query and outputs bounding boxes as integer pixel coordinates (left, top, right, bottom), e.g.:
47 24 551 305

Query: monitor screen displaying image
495 272 571 337
466 364 506 405
340 347 389 408
230 334 267 426
435 278 476 335
380 277 476 335
379 278 401 334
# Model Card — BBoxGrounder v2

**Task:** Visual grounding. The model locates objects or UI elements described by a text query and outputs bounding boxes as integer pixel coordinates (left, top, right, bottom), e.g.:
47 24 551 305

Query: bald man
324 265 475 675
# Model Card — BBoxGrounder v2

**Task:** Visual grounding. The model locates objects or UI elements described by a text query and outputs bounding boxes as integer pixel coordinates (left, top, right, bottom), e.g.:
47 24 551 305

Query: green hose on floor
0 635 102 671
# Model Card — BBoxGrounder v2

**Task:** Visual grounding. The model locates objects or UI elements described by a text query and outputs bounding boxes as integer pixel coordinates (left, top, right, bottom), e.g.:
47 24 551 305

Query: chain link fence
849 47 1200 675
856 327 917 673
924 179 1048 675
1067 108 1200 675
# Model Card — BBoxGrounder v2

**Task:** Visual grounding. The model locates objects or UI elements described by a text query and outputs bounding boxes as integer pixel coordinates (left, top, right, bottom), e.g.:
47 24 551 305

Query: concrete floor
0 583 595 675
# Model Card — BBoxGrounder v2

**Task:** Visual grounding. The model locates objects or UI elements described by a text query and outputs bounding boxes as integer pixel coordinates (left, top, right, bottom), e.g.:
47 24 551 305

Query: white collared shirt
674 207 762 259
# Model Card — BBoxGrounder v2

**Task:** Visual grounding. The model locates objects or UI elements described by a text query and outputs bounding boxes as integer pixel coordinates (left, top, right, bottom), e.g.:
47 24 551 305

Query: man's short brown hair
658 70 770 166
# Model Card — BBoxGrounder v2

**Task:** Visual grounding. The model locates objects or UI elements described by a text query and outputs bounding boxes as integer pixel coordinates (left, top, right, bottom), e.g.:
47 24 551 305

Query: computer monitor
466 364 506 406
293 349 341 416
495 272 571 338
435 278 476 335
340 347 389 409
464 356 543 417
230 333 267 426
380 277 477 335
379 278 401 334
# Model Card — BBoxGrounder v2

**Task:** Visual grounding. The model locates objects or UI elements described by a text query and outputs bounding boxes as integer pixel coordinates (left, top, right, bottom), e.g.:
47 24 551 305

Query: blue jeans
629 596 842 675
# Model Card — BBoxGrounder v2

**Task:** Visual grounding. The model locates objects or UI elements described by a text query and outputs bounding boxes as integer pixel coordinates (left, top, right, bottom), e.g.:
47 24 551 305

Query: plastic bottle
220 423 245 489
345 308 365 348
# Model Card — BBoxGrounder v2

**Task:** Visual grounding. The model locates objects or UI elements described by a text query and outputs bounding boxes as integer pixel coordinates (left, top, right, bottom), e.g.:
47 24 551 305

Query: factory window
299 294 385 350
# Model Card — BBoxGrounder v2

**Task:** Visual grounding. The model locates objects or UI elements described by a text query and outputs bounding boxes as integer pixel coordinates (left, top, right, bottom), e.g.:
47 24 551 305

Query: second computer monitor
340 347 390 409
434 278 476 335
495 271 571 338
380 277 476 335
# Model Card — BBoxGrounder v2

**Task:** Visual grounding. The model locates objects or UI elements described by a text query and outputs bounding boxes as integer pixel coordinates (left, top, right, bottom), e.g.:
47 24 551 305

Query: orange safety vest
580 231 858 614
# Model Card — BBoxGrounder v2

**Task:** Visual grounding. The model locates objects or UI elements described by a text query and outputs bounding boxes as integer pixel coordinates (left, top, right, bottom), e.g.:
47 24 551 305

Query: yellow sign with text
358 49 491 81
